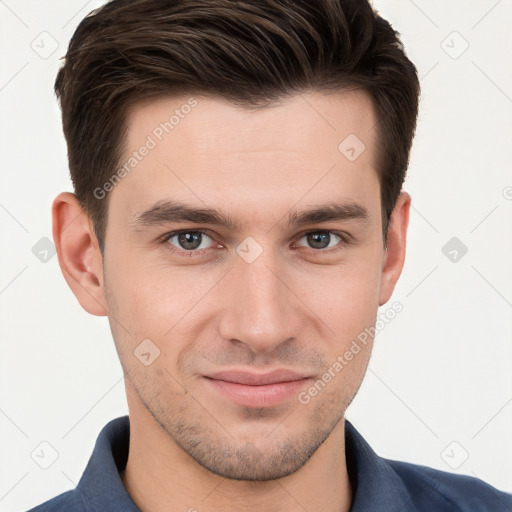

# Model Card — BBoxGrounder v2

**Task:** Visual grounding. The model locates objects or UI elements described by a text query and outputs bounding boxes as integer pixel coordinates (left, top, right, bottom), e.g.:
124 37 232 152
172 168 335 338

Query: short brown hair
55 0 420 254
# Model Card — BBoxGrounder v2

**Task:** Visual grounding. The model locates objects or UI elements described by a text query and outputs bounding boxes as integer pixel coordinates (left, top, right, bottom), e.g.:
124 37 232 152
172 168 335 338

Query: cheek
104 254 227 380
104 249 208 333
308 255 383 334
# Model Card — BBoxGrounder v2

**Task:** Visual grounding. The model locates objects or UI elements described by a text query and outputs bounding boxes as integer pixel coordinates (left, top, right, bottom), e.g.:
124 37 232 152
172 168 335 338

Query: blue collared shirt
27 415 512 511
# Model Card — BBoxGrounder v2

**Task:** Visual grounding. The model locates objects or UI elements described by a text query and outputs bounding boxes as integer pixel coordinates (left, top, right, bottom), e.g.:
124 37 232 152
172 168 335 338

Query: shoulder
387 458 512 511
25 489 85 512
344 420 511 511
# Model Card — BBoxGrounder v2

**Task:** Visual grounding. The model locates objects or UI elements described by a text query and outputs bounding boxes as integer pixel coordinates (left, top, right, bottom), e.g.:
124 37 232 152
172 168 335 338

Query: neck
120 388 353 512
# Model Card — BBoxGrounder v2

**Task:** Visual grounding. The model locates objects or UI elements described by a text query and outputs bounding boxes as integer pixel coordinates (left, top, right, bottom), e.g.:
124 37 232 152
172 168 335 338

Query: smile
203 369 311 408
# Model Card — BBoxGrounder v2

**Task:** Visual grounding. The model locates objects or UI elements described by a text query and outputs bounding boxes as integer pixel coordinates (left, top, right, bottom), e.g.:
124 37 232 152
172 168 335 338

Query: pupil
178 232 201 250
308 232 329 249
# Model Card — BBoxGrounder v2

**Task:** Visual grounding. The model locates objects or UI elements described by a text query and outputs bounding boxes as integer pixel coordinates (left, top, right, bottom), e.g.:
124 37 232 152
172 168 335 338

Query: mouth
203 369 311 408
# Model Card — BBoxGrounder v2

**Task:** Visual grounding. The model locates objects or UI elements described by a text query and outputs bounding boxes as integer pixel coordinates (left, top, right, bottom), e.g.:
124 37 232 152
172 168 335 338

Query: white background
1 1 511 510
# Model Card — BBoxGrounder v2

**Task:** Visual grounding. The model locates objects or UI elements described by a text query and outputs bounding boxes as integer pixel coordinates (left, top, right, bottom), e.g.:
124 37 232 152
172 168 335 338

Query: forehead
125 89 377 158
110 90 380 227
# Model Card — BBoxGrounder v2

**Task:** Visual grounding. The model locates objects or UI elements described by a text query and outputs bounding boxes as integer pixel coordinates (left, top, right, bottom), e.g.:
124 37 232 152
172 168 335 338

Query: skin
52 90 410 512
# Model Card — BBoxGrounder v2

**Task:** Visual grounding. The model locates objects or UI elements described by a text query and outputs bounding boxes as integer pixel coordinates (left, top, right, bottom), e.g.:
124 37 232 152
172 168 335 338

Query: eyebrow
130 199 369 232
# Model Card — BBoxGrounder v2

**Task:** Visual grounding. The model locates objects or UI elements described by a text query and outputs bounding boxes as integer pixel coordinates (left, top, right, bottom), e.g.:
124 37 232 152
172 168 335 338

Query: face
61 90 408 481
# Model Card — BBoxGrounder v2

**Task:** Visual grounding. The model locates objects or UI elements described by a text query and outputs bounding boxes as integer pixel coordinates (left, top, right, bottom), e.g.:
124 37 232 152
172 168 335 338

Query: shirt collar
76 415 413 511
77 415 139 511
345 420 414 510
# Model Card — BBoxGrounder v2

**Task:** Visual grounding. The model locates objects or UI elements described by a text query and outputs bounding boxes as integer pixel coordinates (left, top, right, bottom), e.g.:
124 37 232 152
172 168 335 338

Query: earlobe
52 192 108 316
378 191 411 306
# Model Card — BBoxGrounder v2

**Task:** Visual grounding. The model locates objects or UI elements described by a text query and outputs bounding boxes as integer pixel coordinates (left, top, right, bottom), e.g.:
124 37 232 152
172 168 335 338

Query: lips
204 369 311 408
206 369 309 385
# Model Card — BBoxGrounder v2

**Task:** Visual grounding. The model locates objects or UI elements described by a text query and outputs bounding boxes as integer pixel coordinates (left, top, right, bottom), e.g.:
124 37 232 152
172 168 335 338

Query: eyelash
158 229 351 258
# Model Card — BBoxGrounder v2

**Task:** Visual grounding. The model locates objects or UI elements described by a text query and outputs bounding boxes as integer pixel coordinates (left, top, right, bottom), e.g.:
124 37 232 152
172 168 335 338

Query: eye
161 230 217 255
295 231 346 252
158 229 349 259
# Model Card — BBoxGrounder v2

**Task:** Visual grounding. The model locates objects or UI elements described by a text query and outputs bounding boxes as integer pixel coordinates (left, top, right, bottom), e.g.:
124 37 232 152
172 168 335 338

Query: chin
173 426 332 481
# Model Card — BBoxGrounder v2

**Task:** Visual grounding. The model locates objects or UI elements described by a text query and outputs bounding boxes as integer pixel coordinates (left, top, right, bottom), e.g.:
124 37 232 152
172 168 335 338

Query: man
28 0 511 510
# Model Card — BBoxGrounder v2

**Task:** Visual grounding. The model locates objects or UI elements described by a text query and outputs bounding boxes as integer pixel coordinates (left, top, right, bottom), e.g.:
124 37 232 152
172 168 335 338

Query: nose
217 248 303 355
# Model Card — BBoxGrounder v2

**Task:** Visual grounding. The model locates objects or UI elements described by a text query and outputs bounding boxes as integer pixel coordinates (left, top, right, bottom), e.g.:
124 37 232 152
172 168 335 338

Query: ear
379 191 411 306
52 192 108 316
